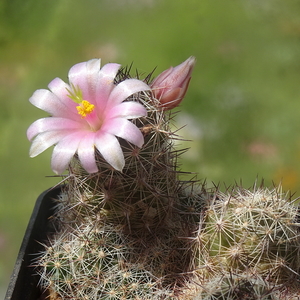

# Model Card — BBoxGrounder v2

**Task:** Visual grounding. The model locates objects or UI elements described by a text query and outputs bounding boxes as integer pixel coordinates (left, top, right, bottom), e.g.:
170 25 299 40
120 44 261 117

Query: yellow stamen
66 84 95 118
76 100 95 118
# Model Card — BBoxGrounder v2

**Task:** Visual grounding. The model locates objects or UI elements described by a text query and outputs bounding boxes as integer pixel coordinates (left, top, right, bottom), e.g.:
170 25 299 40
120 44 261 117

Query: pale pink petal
48 78 78 111
77 132 98 173
68 61 86 80
51 132 82 174
95 63 121 111
106 79 150 108
107 102 147 119
95 132 124 171
29 89 74 118
29 131 71 157
98 63 120 81
27 117 82 141
68 59 100 102
102 118 144 148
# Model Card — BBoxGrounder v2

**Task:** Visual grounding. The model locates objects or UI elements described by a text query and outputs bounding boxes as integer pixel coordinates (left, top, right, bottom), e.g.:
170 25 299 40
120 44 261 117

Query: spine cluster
193 186 300 299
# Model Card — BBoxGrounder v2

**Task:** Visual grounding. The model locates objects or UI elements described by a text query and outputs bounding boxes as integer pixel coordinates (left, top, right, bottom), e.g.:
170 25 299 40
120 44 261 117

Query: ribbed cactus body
194 273 275 300
37 220 176 299
194 186 300 299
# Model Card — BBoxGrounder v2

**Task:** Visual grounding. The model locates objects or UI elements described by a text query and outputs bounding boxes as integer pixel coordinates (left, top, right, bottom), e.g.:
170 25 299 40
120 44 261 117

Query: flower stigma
66 83 95 118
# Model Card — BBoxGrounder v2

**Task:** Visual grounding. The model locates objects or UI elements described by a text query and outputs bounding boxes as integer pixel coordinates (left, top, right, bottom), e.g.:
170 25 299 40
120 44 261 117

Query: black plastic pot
5 186 61 300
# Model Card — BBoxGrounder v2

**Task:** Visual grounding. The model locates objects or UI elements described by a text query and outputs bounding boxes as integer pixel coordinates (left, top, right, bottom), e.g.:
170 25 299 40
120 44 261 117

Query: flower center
76 100 95 117
66 84 95 118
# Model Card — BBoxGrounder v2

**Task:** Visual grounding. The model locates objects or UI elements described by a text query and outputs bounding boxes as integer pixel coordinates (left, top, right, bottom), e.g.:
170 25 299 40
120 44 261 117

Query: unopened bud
151 56 196 110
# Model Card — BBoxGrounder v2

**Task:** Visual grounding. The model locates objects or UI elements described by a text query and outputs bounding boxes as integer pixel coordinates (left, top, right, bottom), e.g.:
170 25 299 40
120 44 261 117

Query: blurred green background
2 0 300 296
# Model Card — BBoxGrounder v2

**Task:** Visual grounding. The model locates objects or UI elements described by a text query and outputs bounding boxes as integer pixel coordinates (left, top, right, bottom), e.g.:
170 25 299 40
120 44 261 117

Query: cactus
27 58 300 299
193 185 300 299
35 220 174 299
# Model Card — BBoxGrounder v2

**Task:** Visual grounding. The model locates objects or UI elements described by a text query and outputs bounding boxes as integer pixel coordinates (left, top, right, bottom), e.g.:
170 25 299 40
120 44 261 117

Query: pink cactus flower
27 59 150 174
151 56 196 110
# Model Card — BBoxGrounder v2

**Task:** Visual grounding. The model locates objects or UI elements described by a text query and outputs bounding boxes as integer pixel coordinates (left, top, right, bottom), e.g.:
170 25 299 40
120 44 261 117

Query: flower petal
77 132 98 173
27 117 82 141
48 78 79 112
95 63 121 111
29 89 75 118
107 79 150 108
51 132 82 174
29 130 70 157
68 59 101 103
95 132 125 171
103 118 144 148
107 102 147 119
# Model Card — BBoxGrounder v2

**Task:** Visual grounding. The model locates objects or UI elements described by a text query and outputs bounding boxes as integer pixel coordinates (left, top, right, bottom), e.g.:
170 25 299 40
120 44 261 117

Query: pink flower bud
150 56 196 110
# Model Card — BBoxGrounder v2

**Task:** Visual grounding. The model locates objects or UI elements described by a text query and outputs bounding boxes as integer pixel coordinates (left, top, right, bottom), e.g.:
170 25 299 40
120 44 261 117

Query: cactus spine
193 186 300 300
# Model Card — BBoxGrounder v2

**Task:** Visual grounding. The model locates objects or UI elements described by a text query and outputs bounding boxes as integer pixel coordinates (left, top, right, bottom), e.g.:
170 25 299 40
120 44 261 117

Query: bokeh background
2 0 300 296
